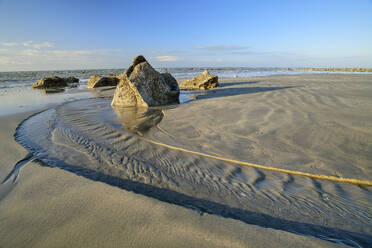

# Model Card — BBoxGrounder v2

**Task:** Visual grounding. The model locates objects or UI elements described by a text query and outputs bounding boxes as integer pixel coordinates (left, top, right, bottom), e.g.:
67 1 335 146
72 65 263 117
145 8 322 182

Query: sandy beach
165 74 372 180
2 0 372 246
1 74 371 247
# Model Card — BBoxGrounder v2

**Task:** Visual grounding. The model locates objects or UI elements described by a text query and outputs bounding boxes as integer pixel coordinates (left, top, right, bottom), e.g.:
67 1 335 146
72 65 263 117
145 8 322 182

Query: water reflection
40 88 65 94
89 86 116 98
112 106 164 134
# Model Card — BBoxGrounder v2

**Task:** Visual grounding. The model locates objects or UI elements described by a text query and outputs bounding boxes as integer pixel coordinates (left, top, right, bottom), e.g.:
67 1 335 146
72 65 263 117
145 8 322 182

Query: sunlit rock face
179 70 219 90
111 55 180 108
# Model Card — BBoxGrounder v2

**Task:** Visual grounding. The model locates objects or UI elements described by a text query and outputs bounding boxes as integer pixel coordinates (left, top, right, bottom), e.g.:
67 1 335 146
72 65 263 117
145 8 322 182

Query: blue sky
0 0 371 71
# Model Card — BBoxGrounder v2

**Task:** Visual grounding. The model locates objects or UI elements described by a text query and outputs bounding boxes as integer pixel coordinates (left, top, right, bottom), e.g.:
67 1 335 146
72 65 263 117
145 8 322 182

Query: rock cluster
32 76 79 89
179 70 219 90
111 55 180 107
87 75 120 88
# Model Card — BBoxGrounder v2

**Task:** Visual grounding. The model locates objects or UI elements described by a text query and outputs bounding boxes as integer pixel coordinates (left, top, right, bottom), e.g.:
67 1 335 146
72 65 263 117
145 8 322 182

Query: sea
1 67 371 116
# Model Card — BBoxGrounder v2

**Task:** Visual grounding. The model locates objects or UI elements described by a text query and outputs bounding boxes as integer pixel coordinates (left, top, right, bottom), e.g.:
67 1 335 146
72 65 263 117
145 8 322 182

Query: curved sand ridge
12 74 372 248
144 136 372 186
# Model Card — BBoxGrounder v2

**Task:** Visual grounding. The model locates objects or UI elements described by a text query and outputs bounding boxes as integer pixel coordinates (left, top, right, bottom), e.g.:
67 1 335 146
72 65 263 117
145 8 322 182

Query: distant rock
179 70 219 90
32 76 73 89
111 55 180 107
87 75 120 88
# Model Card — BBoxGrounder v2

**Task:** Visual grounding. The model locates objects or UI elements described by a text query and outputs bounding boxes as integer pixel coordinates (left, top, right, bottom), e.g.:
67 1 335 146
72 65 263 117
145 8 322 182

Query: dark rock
32 76 68 88
111 55 180 107
32 76 80 89
87 75 120 88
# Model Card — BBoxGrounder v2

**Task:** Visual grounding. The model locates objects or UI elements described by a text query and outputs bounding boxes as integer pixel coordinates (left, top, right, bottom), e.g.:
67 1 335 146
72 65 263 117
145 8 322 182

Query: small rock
179 70 219 90
87 75 120 88
32 76 80 89
32 76 68 88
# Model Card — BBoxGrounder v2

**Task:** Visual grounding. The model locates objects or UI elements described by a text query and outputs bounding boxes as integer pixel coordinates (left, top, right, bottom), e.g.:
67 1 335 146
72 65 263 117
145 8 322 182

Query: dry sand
166 74 372 180
2 73 371 247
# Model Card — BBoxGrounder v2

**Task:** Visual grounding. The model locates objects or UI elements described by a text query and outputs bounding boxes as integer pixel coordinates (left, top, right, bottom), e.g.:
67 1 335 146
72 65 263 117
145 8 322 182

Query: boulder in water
32 76 68 89
111 55 180 107
87 75 120 88
179 70 219 90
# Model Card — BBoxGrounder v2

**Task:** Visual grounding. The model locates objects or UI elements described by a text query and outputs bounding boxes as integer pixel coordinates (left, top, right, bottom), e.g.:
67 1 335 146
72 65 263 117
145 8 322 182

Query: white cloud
2 40 54 49
2 42 19 47
22 41 33 47
0 45 127 71
153 55 180 62
193 45 249 51
32 42 54 49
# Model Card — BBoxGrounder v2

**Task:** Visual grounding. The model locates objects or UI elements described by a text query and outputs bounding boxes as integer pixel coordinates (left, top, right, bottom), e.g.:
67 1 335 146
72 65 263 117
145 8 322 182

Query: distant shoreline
1 67 372 74
285 67 372 72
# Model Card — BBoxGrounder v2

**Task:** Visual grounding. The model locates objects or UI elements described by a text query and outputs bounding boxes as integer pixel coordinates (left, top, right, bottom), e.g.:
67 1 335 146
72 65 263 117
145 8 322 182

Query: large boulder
111 55 180 107
32 76 79 88
87 75 120 88
179 70 219 90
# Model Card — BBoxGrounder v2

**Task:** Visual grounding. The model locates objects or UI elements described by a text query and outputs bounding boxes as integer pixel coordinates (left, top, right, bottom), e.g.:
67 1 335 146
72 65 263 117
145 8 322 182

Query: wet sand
0 114 342 248
1 73 372 247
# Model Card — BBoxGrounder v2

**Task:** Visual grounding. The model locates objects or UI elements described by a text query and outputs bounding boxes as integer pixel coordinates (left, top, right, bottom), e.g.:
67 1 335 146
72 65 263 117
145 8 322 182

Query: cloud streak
153 55 180 62
0 42 127 71
2 40 54 49
193 45 249 51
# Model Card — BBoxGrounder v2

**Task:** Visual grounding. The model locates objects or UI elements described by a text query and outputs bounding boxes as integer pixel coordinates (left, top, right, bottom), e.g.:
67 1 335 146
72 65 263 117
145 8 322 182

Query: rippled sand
1 74 372 247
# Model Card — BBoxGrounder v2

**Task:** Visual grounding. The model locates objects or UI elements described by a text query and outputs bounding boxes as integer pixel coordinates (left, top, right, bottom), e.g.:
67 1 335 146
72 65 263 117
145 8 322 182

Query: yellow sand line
142 137 372 187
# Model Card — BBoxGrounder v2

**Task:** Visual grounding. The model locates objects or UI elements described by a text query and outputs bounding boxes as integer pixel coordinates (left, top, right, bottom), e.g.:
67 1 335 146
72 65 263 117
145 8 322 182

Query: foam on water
8 97 372 247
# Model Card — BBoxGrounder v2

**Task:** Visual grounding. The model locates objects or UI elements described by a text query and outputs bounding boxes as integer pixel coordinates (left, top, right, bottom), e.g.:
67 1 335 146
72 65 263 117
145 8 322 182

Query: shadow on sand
196 86 297 100
220 80 261 87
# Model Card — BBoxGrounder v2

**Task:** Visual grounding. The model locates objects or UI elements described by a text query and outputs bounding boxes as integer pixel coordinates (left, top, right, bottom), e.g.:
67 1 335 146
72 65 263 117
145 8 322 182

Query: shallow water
9 97 372 247
0 84 92 116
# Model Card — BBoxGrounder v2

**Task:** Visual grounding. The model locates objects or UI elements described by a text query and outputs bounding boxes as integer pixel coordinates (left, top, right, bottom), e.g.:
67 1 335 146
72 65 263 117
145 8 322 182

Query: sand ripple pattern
14 74 372 247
